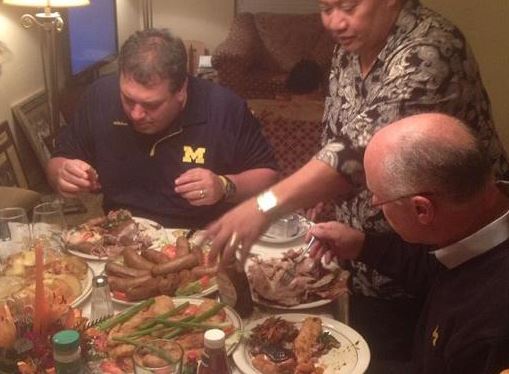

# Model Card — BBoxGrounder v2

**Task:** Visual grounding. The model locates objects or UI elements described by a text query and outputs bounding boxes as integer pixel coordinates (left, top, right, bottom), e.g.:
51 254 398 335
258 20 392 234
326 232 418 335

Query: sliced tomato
163 244 178 259
223 325 235 336
199 275 210 288
112 290 127 301
183 304 199 316
99 360 125 374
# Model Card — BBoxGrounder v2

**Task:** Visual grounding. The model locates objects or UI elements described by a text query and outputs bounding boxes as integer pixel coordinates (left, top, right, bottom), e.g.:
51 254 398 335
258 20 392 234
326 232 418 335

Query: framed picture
11 90 66 169
0 120 28 188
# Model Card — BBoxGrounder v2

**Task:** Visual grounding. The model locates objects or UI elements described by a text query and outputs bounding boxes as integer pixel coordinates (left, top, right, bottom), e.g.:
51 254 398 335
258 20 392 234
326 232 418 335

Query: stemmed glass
32 201 66 253
0 207 31 260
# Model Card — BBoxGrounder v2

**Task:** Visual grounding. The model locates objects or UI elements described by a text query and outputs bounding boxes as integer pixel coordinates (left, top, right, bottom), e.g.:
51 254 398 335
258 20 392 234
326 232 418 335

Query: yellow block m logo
182 146 206 164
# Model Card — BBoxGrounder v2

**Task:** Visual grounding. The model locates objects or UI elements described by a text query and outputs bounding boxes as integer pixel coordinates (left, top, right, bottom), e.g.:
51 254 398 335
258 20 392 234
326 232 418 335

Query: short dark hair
384 119 492 203
119 28 187 92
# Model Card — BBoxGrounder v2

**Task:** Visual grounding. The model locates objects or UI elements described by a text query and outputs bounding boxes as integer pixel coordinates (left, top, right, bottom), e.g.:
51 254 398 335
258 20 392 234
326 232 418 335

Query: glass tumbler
133 339 183 374
0 207 31 260
32 201 66 252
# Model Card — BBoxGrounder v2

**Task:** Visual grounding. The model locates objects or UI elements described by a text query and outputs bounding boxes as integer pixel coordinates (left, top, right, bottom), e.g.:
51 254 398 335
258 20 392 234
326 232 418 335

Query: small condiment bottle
52 329 85 374
90 275 114 321
197 329 232 374
216 255 253 318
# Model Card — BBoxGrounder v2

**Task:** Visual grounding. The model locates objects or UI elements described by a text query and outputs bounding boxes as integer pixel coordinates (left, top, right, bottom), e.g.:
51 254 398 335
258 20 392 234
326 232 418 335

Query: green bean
97 298 155 331
113 336 177 364
137 302 190 330
162 303 225 339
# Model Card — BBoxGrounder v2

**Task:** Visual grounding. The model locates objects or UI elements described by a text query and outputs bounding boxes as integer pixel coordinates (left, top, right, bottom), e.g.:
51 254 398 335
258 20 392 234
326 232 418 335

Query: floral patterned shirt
316 0 509 297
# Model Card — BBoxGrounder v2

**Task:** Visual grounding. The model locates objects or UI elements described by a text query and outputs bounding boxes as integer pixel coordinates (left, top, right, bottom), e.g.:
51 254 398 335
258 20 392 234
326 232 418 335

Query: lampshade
3 0 89 7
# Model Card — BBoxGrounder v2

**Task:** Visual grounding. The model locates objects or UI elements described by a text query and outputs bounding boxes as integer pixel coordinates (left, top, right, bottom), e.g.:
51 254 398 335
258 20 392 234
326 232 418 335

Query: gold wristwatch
219 175 236 201
256 190 278 213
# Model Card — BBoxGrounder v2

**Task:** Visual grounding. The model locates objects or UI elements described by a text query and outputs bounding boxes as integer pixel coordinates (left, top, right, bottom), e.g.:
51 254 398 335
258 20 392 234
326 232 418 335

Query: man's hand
203 198 271 263
53 159 101 197
174 168 225 206
308 221 365 263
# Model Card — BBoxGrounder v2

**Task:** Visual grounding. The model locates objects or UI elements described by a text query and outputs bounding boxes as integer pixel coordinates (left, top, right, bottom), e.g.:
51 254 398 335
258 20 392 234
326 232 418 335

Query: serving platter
108 227 218 305
90 296 243 373
251 293 333 310
71 265 94 307
111 282 218 306
65 216 168 260
233 314 370 374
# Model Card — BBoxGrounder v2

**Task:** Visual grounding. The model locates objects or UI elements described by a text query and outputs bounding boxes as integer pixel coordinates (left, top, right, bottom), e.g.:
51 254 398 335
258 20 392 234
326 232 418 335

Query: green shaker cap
52 330 80 352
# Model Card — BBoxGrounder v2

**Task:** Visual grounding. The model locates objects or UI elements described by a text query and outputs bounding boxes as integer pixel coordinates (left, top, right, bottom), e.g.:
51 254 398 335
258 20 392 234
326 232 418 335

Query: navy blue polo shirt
53 74 278 228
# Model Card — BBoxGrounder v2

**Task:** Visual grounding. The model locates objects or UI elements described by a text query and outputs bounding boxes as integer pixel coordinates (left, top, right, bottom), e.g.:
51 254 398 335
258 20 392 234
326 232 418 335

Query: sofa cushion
215 12 263 69
0 186 41 211
255 13 324 72
308 32 336 70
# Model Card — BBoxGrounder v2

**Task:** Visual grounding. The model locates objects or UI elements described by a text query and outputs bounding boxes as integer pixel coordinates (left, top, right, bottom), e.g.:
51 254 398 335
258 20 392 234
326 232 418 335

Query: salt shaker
90 275 114 321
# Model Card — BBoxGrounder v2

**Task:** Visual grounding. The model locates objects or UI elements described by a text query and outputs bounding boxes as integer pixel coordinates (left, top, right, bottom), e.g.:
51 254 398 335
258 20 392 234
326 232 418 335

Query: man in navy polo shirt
47 29 279 228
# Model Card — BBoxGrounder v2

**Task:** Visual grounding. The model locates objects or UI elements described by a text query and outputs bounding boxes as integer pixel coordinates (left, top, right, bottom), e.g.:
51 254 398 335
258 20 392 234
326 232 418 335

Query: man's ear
412 196 434 225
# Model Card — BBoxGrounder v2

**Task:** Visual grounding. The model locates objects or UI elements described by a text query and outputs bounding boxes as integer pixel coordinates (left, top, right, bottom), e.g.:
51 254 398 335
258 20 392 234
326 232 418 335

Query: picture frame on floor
0 120 28 187
11 90 66 170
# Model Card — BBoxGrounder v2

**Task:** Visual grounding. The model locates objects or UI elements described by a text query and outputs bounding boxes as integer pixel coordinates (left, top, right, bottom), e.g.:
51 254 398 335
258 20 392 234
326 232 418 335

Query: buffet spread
0 209 369 374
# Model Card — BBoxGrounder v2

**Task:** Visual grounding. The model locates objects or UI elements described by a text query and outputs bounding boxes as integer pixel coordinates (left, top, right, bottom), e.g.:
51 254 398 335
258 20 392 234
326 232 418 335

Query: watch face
257 190 277 212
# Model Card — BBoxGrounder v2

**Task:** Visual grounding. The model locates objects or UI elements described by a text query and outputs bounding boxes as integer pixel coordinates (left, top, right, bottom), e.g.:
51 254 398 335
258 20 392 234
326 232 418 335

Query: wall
152 0 234 52
0 0 139 187
0 0 507 188
423 0 509 151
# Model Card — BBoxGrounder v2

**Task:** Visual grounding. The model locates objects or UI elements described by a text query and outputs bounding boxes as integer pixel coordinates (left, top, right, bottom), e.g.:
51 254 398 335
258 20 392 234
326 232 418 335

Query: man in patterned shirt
207 0 509 364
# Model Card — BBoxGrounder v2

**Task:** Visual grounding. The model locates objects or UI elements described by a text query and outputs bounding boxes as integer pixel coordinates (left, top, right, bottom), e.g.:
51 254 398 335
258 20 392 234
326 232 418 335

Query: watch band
219 175 236 201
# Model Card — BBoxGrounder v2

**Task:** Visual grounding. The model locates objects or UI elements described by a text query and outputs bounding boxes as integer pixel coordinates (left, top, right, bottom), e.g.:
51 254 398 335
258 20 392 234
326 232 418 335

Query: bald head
365 113 492 202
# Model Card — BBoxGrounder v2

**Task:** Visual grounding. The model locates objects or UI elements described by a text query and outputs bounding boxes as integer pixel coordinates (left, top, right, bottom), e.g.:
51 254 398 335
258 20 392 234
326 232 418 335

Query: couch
212 12 335 99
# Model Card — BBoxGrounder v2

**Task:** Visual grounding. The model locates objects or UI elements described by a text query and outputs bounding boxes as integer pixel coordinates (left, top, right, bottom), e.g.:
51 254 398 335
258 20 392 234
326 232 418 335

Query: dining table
73 223 360 373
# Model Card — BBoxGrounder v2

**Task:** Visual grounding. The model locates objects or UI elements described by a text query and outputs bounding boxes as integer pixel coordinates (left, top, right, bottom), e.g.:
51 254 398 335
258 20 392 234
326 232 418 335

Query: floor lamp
141 0 153 29
3 0 89 147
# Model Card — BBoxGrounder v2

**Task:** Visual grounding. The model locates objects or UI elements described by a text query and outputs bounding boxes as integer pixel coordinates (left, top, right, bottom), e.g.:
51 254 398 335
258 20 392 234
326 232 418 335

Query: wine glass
32 201 66 253
0 207 31 260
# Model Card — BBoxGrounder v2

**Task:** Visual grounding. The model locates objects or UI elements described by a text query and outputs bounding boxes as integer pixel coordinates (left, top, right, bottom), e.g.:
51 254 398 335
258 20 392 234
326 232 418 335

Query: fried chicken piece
294 317 322 365
109 343 136 359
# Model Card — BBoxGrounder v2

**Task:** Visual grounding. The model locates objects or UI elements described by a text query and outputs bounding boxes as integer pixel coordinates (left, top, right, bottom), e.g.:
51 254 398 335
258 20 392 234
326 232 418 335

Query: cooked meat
294 317 322 364
247 249 348 306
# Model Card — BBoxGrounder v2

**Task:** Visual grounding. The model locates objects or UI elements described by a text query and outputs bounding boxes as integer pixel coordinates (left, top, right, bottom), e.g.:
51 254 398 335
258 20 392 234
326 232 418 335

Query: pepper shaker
90 275 114 321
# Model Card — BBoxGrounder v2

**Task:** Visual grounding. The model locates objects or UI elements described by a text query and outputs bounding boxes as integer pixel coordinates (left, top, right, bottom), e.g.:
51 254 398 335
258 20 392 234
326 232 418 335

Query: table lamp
3 0 89 145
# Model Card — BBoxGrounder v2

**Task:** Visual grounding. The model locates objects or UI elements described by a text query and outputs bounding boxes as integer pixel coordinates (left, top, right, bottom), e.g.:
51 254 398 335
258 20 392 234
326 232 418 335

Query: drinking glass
0 207 31 260
133 339 183 374
32 201 66 252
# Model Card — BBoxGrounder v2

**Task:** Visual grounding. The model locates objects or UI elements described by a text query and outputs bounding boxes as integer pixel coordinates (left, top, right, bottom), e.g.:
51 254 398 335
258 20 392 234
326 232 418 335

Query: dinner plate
251 293 333 310
233 314 370 374
65 216 168 260
110 228 218 305
71 265 94 307
173 297 243 355
258 215 311 244
111 282 218 306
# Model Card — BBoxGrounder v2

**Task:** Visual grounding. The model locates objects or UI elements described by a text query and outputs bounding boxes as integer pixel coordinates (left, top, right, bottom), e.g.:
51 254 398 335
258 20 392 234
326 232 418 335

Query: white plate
233 314 370 374
110 228 217 305
258 216 311 244
173 297 243 355
246 256 343 309
111 282 218 306
252 294 333 310
71 265 94 307
65 216 168 261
